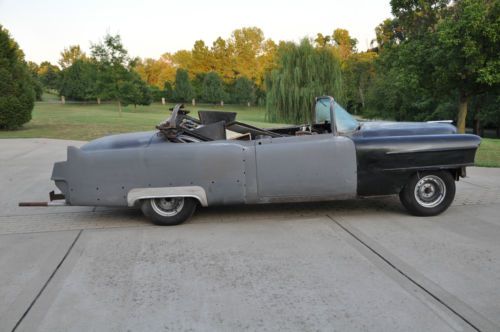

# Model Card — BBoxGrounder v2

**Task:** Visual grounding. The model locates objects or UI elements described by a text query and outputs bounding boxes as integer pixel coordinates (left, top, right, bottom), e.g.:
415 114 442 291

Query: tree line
1 0 499 133
364 0 499 134
27 27 276 108
26 25 364 113
266 0 498 134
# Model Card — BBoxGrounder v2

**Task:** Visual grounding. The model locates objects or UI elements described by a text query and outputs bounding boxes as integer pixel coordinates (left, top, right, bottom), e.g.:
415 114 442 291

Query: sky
0 0 392 64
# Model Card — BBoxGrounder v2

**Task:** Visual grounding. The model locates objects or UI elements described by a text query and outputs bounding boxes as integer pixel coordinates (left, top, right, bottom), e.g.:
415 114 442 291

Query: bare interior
156 104 332 143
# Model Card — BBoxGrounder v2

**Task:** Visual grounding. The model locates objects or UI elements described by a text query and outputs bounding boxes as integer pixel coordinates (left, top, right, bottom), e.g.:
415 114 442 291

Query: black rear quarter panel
352 134 481 196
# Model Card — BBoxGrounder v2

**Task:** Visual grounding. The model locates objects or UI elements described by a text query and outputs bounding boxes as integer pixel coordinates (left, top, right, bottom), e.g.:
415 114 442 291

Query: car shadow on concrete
189 196 407 225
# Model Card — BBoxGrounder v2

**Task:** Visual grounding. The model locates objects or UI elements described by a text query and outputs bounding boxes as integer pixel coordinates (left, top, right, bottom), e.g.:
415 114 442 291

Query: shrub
0 25 35 129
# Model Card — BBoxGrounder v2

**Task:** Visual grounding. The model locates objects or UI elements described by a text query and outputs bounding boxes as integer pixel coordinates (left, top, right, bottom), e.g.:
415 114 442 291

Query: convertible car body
25 96 481 225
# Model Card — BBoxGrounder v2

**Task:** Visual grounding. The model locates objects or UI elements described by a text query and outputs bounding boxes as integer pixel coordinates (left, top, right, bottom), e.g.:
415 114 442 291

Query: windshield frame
314 96 359 135
314 96 336 133
333 101 359 134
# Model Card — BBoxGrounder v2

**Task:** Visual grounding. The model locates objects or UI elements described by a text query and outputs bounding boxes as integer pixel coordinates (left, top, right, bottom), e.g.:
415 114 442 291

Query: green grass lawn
0 101 277 141
475 138 500 167
1 98 499 167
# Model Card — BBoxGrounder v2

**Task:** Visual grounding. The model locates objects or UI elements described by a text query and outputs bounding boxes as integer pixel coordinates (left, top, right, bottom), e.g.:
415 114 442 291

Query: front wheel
399 171 455 216
141 197 197 225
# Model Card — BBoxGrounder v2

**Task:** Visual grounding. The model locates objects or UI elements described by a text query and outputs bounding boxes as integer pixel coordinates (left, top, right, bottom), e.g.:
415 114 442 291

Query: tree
475 91 500 136
191 72 205 100
344 51 377 114
314 33 331 48
38 61 60 90
27 61 43 100
135 56 175 88
266 39 344 123
232 76 255 105
332 28 358 62
257 39 279 86
149 85 162 102
0 25 35 129
132 27 279 91
367 0 499 133
90 33 136 116
59 45 87 69
211 37 235 82
366 3 448 122
373 18 405 49
390 0 449 37
59 59 97 101
163 81 174 101
173 68 193 102
431 0 500 133
120 74 152 108
202 72 225 104
365 38 440 122
170 50 193 72
230 27 266 82
191 40 213 76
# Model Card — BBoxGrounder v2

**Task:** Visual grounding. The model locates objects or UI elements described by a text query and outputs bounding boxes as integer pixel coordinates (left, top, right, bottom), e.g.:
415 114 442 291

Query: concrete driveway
1 139 499 332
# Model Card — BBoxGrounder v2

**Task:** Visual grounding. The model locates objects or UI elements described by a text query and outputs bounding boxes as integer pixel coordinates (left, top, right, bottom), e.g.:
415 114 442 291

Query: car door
254 133 357 201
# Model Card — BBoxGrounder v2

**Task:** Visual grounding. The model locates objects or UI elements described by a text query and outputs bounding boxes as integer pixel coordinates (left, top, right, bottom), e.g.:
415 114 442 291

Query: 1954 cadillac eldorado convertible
21 96 481 225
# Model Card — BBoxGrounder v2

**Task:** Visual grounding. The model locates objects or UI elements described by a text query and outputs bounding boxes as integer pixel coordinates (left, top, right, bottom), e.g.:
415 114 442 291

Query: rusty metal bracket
19 191 66 207
50 190 65 201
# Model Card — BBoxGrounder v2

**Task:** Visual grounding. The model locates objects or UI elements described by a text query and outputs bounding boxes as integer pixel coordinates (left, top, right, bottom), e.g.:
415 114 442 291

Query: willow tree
266 39 343 124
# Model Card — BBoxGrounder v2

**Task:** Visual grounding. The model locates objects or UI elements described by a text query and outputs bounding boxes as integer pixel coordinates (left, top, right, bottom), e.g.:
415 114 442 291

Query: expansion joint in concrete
327 215 498 332
11 229 83 332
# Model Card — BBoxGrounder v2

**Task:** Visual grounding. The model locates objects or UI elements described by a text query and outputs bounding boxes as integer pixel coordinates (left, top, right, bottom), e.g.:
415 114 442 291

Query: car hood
81 131 161 151
353 121 457 137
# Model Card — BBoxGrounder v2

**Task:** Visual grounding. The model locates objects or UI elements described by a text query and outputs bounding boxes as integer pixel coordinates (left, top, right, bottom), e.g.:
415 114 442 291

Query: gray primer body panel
255 135 356 202
55 141 248 206
52 133 357 207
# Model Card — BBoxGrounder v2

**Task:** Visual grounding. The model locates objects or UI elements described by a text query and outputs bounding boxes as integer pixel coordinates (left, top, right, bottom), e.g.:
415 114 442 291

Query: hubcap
414 175 446 208
151 197 184 217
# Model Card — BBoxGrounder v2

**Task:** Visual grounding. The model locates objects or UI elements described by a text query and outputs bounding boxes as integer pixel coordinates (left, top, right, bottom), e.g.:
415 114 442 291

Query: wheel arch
127 186 208 207
413 167 465 183
398 167 463 193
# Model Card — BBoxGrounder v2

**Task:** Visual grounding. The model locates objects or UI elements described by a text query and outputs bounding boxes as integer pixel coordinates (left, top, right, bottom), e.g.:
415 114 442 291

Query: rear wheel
141 197 197 225
399 171 455 216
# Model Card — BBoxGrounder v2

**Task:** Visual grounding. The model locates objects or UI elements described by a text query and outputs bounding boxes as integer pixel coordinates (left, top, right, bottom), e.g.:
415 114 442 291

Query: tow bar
18 191 67 207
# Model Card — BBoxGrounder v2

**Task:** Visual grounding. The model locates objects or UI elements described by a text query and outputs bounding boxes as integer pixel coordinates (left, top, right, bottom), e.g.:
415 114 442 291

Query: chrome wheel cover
151 197 185 217
414 175 446 208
